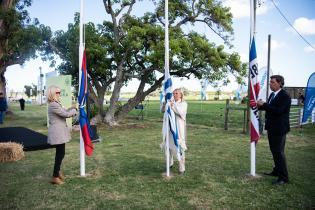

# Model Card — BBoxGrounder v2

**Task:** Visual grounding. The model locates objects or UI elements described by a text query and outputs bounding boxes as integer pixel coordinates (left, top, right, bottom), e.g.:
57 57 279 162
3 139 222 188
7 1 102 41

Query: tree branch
194 18 227 43
48 42 67 61
117 0 136 26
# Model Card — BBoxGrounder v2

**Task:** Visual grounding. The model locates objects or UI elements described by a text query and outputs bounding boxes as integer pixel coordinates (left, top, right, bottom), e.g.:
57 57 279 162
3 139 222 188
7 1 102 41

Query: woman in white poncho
163 88 188 174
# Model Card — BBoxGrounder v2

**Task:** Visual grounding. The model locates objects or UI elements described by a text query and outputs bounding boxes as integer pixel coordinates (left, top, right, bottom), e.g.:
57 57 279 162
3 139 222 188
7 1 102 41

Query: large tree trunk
88 83 105 117
0 0 14 95
95 90 105 117
115 74 164 122
88 85 105 125
104 63 124 126
0 0 14 46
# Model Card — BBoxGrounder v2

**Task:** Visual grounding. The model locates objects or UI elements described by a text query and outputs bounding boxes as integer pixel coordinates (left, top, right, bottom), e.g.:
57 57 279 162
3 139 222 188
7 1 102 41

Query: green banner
46 75 73 128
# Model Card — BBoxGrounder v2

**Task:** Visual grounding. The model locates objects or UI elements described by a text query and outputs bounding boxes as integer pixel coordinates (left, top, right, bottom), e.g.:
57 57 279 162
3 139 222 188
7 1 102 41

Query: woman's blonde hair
173 88 184 101
47 85 61 103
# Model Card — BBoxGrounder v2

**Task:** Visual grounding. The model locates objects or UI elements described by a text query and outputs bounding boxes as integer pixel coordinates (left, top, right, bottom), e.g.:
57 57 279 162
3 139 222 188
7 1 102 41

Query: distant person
19 98 25 111
162 88 188 174
47 85 77 185
298 93 305 105
257 75 291 185
0 92 8 124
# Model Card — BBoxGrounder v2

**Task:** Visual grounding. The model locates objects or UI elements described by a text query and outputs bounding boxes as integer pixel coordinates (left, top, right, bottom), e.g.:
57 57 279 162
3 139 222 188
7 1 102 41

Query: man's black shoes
263 172 278 177
272 179 288 185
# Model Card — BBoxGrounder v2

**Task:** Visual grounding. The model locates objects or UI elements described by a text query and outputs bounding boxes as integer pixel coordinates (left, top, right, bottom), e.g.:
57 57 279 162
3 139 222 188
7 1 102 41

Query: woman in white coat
47 85 77 185
163 88 188 174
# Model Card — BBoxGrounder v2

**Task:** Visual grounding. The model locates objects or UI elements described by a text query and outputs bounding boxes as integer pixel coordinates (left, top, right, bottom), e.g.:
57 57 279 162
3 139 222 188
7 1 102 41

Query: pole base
244 173 263 179
161 172 174 180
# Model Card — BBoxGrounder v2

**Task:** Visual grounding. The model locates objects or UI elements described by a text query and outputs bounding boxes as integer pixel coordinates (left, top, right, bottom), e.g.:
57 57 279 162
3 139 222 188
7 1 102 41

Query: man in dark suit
257 75 291 185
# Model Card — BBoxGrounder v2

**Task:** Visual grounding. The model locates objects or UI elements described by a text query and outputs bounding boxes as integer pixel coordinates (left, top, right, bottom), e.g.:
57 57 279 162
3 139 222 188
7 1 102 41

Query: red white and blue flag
78 49 94 156
249 37 260 143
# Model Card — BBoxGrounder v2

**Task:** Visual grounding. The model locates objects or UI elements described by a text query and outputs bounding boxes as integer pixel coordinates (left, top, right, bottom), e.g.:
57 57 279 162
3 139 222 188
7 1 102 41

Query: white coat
171 100 187 151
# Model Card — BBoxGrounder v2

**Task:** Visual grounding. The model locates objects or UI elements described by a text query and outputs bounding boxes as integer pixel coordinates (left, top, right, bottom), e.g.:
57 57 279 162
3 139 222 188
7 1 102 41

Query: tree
52 0 247 126
104 0 247 125
24 84 37 98
0 0 52 95
215 89 221 100
51 15 113 120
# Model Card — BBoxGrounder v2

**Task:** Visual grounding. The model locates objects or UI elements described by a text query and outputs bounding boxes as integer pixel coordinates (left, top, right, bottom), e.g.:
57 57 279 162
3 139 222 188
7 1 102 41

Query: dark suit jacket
260 89 291 135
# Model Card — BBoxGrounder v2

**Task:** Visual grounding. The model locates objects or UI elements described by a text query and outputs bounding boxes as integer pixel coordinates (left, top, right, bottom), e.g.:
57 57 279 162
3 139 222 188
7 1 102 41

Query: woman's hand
170 99 174 107
71 104 78 111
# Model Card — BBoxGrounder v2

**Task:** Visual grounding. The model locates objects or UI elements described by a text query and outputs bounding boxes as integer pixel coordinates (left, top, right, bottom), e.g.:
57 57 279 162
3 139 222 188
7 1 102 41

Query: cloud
304 45 315 53
223 0 270 18
291 17 315 35
263 40 286 50
257 53 265 66
239 53 248 62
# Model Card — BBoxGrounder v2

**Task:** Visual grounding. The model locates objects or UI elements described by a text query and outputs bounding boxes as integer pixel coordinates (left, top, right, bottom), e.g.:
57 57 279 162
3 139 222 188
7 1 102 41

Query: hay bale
0 142 24 163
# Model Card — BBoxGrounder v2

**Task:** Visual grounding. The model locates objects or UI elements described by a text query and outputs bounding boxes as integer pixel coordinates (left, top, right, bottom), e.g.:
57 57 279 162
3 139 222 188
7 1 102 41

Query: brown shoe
50 177 64 185
59 172 65 181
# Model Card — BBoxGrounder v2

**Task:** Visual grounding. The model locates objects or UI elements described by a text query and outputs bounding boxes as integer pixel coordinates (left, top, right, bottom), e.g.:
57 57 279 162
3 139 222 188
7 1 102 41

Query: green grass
1 102 314 209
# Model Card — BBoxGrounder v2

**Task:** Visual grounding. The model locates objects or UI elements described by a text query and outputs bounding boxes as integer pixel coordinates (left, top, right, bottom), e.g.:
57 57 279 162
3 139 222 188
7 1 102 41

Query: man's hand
257 99 265 107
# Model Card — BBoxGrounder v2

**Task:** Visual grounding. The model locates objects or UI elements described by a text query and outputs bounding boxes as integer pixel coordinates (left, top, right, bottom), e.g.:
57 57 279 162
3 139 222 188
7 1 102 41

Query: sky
5 0 315 93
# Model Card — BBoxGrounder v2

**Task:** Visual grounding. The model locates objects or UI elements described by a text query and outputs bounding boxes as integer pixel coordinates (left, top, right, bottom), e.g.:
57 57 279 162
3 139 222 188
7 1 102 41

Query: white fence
290 106 315 128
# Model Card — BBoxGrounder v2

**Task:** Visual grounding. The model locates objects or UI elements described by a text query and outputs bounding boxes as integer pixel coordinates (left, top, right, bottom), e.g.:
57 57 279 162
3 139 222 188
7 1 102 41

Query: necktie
269 92 275 104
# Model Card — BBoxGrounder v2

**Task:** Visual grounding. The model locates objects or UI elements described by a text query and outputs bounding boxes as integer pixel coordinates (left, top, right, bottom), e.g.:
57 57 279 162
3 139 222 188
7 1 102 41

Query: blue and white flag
302 72 315 123
162 69 181 160
200 79 208 100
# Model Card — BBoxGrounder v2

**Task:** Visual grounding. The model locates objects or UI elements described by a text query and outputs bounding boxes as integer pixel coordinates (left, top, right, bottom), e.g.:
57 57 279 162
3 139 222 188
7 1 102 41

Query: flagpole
79 0 86 177
250 0 256 176
165 0 170 177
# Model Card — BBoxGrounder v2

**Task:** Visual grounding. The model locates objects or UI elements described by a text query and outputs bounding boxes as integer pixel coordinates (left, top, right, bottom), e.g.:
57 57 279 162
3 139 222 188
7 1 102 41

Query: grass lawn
0 101 314 209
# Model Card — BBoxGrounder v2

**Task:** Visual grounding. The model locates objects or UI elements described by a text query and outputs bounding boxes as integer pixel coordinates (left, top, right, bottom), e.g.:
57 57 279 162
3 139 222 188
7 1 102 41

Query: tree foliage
0 0 52 94
52 0 247 125
24 84 37 98
51 14 113 117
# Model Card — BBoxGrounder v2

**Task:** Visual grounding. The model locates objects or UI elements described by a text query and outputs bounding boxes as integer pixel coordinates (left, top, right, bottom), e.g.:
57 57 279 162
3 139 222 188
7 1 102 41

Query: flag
302 72 315 123
162 69 181 160
249 37 260 143
257 66 273 101
78 49 94 156
200 79 208 100
257 67 267 100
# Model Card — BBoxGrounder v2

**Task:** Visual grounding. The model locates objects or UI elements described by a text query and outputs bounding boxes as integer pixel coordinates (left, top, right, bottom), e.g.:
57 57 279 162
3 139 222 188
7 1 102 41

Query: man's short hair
270 75 285 88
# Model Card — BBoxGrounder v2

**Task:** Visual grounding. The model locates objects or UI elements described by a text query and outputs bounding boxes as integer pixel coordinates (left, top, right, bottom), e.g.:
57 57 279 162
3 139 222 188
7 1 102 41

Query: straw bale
0 142 24 163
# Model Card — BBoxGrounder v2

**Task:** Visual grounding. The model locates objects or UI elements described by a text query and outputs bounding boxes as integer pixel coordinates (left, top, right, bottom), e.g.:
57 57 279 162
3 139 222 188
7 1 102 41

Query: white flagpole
79 0 86 177
166 116 170 177
250 0 256 176
165 0 170 177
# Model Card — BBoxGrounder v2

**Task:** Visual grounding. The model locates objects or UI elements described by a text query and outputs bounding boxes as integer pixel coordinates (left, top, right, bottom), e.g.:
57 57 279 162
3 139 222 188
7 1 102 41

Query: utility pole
266 34 271 100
